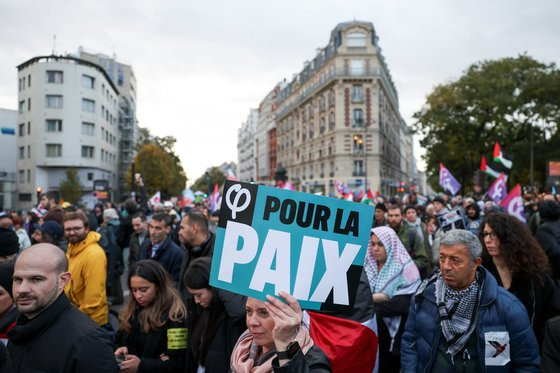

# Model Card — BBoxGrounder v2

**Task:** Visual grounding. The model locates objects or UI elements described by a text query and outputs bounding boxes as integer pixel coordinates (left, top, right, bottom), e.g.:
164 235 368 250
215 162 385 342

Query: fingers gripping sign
265 291 302 348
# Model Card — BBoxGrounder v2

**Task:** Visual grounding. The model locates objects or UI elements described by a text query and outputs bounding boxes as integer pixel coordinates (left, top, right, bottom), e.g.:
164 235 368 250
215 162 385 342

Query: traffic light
36 186 43 204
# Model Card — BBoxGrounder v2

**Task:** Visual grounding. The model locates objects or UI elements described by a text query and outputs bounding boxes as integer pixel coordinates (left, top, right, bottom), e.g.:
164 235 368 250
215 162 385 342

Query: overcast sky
1 0 558 183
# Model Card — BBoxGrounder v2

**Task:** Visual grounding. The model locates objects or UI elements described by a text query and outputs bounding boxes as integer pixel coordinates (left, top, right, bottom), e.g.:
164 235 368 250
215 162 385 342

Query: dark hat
432 196 445 205
0 228 19 257
375 203 387 212
39 221 64 241
0 262 14 298
539 200 560 221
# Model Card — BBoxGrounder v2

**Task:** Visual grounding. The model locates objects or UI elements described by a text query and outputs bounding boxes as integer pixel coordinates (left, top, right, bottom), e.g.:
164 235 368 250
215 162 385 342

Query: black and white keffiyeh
435 270 484 363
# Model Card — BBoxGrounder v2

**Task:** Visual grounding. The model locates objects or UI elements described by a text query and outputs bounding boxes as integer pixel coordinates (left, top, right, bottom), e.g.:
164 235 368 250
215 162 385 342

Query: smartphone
116 353 126 367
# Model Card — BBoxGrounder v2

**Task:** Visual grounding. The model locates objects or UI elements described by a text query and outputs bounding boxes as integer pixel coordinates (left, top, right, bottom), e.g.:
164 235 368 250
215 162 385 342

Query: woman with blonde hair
115 260 187 372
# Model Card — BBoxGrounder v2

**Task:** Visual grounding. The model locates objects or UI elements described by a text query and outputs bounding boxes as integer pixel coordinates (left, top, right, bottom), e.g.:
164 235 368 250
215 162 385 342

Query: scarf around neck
435 268 484 363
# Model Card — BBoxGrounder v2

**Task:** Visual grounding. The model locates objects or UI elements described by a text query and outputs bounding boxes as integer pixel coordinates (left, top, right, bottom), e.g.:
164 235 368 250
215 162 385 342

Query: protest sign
210 180 374 311
437 207 467 232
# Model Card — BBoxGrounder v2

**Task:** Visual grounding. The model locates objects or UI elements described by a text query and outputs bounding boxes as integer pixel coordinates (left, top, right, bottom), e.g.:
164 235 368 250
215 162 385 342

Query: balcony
352 171 365 177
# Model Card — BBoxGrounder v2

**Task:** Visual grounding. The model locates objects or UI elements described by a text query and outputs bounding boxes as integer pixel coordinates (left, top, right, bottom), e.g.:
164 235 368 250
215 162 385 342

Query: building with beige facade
273 21 415 196
237 108 258 182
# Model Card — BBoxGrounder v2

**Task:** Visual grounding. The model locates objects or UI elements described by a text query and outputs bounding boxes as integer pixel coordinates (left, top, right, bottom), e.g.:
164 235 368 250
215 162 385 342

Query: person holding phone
115 260 187 372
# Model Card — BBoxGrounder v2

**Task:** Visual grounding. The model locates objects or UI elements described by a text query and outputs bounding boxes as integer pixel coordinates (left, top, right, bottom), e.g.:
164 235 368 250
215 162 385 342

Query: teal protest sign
209 180 374 311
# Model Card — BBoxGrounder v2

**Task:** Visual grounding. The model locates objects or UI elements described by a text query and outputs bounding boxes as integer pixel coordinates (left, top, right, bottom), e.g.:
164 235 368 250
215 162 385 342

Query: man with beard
62 211 109 326
7 243 117 372
387 205 430 278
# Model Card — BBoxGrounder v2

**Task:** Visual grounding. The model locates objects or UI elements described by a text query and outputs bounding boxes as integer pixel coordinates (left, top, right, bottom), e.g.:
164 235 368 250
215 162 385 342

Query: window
18 170 24 183
87 172 94 181
26 169 30 183
329 112 335 130
27 98 31 111
19 193 32 202
46 144 62 157
352 85 363 102
82 122 95 136
27 122 30 135
18 101 25 113
350 59 365 75
27 145 30 159
18 147 24 159
353 135 364 153
18 123 24 136
347 32 367 47
353 160 364 176
46 70 63 84
353 109 364 127
28 74 31 87
82 99 95 112
82 75 95 89
45 119 62 132
46 95 63 109
81 146 94 158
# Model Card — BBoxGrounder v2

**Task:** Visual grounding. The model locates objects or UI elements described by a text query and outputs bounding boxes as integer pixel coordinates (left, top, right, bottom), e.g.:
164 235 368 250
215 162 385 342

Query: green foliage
128 143 187 198
59 168 83 204
414 55 560 192
191 167 226 194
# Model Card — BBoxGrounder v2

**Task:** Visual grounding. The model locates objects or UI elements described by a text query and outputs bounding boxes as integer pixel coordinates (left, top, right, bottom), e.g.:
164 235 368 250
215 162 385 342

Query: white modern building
0 108 17 210
16 55 121 208
237 108 258 182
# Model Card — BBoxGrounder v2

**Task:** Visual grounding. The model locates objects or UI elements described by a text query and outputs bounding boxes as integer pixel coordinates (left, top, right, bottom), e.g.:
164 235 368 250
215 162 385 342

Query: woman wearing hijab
364 226 421 372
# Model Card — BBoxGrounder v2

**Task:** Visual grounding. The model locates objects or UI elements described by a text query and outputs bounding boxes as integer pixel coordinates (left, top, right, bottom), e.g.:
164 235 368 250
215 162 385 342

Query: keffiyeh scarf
435 270 484 363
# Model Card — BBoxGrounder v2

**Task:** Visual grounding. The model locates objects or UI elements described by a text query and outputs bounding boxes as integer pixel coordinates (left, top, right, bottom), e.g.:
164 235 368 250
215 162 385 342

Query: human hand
114 346 128 356
159 353 169 362
373 292 390 303
265 291 302 352
119 354 140 373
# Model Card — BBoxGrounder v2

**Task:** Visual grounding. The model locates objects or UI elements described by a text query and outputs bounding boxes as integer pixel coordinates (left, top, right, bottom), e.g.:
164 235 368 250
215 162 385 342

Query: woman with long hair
115 260 187 372
364 226 421 372
183 257 247 373
230 292 331 372
480 212 560 347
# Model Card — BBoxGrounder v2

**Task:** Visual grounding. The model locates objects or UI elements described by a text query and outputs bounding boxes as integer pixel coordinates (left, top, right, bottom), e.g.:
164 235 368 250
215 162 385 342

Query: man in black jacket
178 211 215 297
138 213 184 284
536 200 560 280
8 243 118 373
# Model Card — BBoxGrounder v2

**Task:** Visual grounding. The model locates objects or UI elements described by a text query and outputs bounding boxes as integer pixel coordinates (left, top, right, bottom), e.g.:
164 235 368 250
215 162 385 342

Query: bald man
7 244 118 373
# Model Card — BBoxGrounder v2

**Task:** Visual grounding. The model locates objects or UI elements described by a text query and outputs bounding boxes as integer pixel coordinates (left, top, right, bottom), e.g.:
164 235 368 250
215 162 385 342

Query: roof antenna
52 35 57 55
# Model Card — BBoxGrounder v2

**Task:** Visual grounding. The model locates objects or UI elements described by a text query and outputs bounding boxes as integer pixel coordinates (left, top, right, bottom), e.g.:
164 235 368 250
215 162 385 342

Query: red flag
499 184 526 222
307 311 377 372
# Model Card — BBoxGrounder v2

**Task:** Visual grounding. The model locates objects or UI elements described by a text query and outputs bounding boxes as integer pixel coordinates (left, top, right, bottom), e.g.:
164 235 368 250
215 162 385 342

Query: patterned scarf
435 269 484 363
364 226 421 298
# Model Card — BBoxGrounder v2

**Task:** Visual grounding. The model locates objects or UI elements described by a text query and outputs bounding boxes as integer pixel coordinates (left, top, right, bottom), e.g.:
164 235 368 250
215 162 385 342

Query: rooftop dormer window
347 32 366 47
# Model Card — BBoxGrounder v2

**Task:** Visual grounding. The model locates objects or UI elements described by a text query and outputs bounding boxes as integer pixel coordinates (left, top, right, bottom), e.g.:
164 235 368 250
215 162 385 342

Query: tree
414 55 560 192
59 168 83 204
191 167 226 194
127 143 187 198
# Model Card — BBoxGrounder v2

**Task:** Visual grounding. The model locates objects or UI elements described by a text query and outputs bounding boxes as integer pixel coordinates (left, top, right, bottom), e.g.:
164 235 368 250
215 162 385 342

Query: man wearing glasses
62 211 109 327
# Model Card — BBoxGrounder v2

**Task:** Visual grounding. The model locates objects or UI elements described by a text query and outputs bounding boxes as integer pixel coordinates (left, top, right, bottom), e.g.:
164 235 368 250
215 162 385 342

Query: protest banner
437 207 467 232
210 180 374 311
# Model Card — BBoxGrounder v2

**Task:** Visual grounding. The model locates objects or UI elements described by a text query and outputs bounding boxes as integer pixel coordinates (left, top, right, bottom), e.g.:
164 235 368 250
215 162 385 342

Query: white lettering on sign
218 221 259 283
217 220 361 305
225 184 251 219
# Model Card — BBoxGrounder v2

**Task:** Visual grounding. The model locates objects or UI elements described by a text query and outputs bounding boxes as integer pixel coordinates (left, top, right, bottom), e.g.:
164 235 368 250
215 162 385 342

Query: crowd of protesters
0 180 559 372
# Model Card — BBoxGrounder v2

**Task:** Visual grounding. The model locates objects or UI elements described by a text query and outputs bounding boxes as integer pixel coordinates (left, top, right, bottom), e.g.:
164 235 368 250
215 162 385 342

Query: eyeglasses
482 232 497 240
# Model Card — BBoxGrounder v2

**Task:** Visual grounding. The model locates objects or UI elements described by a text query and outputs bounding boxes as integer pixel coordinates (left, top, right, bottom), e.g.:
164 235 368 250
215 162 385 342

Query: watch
276 341 301 360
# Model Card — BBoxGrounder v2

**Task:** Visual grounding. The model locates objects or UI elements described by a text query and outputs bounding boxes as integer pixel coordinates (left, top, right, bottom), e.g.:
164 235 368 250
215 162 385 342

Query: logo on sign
225 184 251 219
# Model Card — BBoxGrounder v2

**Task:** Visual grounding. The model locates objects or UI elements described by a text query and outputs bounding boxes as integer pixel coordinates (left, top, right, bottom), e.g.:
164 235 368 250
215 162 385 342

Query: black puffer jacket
536 201 560 279
7 294 118 373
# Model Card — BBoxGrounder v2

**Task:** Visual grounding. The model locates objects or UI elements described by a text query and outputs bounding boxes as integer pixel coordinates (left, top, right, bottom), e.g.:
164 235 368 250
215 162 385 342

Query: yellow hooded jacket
64 231 109 326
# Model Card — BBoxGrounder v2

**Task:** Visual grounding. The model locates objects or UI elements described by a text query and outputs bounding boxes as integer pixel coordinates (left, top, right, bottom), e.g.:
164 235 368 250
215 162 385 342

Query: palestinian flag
361 189 375 205
480 155 501 178
493 143 513 169
306 311 378 373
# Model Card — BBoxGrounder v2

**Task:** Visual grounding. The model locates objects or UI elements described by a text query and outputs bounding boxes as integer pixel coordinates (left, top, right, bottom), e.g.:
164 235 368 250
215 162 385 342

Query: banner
493 143 513 169
439 163 461 195
499 184 526 223
210 180 374 311
437 207 467 232
487 173 507 203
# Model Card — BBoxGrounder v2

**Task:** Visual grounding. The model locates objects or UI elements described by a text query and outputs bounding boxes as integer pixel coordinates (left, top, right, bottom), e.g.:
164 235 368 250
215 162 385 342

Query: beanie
0 262 14 298
375 203 388 213
0 228 19 257
40 221 64 241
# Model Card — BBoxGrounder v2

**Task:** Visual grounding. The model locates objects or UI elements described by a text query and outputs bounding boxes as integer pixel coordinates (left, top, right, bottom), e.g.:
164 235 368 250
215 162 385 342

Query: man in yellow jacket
63 211 109 326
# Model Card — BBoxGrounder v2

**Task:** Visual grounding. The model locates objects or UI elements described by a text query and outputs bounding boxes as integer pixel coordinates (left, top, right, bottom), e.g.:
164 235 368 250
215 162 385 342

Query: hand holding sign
265 291 302 350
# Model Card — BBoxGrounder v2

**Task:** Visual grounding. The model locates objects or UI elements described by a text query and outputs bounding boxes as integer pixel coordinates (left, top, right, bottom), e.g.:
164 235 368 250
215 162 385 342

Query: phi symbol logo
225 184 251 219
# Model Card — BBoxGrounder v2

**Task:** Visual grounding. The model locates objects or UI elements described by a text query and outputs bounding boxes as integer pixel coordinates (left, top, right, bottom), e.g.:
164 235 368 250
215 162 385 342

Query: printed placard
210 180 374 311
484 331 510 366
437 207 467 232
